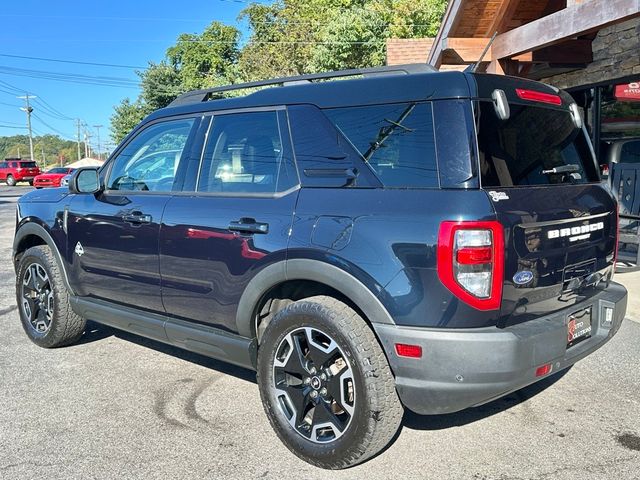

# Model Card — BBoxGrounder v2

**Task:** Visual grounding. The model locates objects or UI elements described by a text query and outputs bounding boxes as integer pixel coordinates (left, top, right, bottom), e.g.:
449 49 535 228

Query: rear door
473 77 617 324
160 108 299 333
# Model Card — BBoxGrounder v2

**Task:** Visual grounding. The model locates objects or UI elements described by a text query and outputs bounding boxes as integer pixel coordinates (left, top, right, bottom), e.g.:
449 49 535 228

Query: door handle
122 212 152 224
228 217 269 234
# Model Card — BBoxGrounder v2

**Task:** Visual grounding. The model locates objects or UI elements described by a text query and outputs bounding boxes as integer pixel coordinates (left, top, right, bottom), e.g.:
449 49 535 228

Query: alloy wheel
21 263 54 334
272 327 355 443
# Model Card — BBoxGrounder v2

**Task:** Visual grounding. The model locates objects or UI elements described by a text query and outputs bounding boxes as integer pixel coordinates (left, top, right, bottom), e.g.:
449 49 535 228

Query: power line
32 114 75 140
0 53 147 70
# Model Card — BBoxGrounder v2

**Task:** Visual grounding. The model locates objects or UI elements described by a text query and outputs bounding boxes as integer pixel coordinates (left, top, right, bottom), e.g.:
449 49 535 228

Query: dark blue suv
13 65 627 469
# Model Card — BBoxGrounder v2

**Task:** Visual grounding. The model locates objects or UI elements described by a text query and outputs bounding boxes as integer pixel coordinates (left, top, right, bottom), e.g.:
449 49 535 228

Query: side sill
70 296 256 371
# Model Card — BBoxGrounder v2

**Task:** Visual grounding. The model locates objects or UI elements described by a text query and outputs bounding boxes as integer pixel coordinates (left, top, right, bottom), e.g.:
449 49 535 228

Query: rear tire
15 245 86 347
257 295 403 469
28 180 34 186
6 174 16 186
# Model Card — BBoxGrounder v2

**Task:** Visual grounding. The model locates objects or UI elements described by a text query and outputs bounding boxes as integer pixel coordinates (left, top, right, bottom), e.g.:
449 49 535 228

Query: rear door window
477 101 599 187
323 102 438 188
197 110 298 194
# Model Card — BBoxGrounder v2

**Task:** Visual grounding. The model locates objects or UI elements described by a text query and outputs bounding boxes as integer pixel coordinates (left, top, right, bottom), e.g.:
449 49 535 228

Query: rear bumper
373 282 627 415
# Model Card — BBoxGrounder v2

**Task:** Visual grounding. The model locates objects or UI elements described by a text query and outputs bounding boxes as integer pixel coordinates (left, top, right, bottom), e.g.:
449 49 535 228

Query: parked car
0 159 41 185
13 65 627 469
33 167 76 189
60 173 72 188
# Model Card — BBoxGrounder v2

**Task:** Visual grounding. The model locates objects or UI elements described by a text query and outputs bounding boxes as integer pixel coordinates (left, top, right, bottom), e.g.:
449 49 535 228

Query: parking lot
0 185 639 480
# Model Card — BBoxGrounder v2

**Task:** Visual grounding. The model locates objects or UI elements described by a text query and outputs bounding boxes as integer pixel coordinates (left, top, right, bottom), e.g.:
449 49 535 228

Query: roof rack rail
168 63 436 107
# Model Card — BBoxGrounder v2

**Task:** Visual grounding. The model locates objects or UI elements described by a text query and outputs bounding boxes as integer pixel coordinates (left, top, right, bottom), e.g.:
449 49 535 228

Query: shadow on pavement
75 320 257 384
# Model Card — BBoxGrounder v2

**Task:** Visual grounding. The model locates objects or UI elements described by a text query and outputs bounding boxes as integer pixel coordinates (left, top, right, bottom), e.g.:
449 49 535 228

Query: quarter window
323 102 439 188
197 111 297 194
107 118 195 192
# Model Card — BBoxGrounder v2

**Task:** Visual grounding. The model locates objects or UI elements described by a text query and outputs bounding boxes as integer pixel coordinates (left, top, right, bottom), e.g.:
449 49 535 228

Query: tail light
437 221 504 311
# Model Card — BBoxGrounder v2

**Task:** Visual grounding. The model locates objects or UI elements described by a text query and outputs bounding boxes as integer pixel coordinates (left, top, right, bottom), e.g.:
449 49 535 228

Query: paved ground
1 185 639 480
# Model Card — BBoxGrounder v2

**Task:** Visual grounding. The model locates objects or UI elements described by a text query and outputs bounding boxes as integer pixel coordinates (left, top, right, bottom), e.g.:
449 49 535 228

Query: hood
20 187 70 203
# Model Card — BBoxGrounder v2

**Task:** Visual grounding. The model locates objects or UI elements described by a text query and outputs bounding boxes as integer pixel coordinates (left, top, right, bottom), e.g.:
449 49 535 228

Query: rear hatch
472 75 618 325
18 161 40 177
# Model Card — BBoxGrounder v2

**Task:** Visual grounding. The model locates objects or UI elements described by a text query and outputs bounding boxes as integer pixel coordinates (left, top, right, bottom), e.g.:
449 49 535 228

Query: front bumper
373 282 627 415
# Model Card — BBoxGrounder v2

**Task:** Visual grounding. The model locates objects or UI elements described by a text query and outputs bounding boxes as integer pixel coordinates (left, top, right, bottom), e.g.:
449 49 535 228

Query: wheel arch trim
13 222 75 295
235 258 395 339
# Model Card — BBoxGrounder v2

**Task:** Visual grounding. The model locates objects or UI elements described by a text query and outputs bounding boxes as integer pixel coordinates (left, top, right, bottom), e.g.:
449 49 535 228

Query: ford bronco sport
13 65 627 469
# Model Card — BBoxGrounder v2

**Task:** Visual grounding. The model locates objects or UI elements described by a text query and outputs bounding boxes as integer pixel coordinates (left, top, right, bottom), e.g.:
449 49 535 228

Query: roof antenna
466 31 498 73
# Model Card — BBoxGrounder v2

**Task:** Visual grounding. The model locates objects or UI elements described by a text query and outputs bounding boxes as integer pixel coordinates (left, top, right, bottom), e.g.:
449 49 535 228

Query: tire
28 180 34 186
257 295 403 469
6 174 16 186
15 245 86 348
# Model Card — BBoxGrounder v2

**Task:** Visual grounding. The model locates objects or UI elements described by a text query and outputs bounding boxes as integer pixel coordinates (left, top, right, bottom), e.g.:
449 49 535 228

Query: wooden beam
485 0 522 36
427 0 465 66
491 0 640 60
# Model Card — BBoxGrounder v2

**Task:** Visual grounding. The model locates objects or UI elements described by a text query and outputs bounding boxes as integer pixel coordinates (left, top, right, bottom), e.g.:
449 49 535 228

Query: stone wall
542 17 640 89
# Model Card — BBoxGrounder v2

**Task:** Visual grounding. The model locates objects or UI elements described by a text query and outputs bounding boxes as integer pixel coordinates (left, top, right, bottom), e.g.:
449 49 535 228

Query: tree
109 1 448 140
110 98 148 144
167 21 240 90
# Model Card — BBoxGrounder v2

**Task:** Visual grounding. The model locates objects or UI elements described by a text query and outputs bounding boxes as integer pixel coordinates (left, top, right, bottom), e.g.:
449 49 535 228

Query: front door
67 117 199 312
160 109 299 332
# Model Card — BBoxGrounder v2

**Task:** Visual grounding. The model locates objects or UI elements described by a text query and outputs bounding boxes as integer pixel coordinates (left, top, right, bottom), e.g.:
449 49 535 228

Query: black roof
146 65 472 123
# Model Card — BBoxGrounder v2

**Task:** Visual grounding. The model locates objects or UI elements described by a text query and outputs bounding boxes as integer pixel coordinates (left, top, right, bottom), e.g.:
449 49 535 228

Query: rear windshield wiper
541 164 580 175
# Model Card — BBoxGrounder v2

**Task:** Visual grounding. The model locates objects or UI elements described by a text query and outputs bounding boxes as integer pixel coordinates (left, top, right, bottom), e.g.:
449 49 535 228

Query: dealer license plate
567 306 592 348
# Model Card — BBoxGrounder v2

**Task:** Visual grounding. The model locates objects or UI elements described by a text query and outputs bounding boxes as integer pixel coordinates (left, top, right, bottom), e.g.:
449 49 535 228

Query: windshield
477 101 599 187
47 167 68 174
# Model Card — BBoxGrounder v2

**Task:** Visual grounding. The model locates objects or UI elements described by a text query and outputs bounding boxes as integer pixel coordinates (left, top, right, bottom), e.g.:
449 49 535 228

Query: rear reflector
515 88 562 106
535 364 552 377
395 343 423 358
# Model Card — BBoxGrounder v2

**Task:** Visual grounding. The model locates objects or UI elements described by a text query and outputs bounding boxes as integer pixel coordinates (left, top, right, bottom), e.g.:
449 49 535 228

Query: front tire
16 245 86 347
6 174 16 186
257 296 403 469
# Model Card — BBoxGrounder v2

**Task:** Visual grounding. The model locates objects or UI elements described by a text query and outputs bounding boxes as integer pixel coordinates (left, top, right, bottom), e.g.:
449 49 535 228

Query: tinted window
197 111 297 194
19 161 37 168
0 163 6 168
324 102 438 188
47 167 68 174
287 105 367 188
620 140 640 164
477 102 599 187
107 118 195 192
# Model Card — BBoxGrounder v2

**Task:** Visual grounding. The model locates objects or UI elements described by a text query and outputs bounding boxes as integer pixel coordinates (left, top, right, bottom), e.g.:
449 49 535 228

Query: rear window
19 161 38 168
323 102 438 188
477 102 599 187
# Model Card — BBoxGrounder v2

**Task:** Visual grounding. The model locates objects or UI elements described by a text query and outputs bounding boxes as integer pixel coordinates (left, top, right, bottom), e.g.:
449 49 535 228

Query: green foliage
167 21 240 90
110 0 447 142
0 133 80 167
110 98 149 144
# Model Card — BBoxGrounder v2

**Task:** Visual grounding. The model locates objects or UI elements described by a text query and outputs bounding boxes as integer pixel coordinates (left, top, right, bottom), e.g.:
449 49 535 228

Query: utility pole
18 94 36 160
93 124 103 161
76 119 82 160
41 145 46 170
83 127 92 158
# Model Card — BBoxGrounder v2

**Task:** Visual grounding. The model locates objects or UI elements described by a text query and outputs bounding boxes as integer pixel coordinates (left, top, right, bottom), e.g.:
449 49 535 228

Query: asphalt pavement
0 185 639 480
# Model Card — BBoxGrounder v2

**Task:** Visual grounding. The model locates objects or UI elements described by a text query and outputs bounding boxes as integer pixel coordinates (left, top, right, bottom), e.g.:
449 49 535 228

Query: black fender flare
13 222 75 295
235 258 395 339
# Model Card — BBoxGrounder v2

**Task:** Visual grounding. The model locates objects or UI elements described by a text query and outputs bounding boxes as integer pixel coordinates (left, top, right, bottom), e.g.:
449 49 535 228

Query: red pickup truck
0 159 41 186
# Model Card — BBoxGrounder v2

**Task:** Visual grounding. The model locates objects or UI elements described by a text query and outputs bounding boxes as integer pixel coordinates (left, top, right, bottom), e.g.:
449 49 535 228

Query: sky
0 0 257 153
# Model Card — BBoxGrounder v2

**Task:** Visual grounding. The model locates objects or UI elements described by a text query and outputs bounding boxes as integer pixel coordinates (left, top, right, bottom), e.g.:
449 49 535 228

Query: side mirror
69 168 102 194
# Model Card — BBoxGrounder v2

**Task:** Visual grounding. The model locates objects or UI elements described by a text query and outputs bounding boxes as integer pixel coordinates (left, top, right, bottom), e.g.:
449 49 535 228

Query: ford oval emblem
513 271 534 285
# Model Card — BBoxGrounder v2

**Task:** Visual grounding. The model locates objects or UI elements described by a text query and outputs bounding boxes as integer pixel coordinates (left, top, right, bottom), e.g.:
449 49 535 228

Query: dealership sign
615 81 640 101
